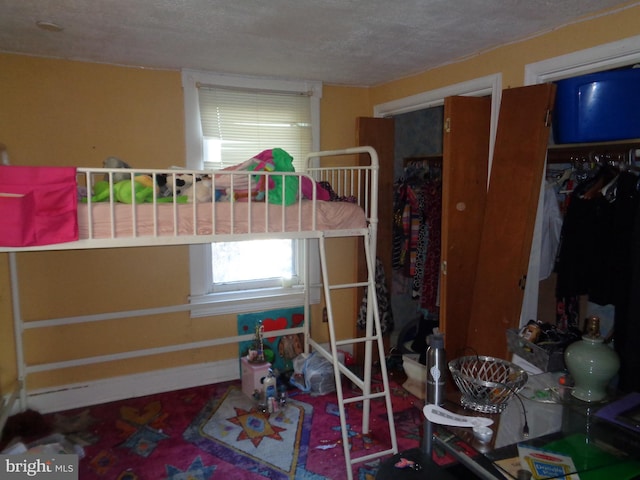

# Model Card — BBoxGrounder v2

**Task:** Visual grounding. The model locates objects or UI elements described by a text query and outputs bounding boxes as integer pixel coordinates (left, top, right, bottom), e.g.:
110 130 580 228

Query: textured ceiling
0 0 636 86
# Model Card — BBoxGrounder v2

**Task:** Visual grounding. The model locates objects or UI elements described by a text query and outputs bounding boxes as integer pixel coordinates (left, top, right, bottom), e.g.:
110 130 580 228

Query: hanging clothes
419 179 442 313
357 258 394 335
391 161 442 314
540 181 563 281
610 171 640 393
411 187 428 298
392 181 419 271
618 200 640 392
555 167 638 306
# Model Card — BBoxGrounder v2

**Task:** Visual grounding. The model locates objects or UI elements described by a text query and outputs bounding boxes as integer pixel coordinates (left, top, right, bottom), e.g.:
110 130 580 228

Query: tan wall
1 2 639 396
321 85 371 149
0 54 371 394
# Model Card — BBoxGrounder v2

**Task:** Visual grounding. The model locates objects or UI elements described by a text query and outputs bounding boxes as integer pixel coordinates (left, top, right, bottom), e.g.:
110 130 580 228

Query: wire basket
448 355 528 414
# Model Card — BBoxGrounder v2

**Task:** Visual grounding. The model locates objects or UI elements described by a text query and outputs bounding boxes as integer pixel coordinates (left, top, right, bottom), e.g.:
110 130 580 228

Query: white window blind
198 86 312 172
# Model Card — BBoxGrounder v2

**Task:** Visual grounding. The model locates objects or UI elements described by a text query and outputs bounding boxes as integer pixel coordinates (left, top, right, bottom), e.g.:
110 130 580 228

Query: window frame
182 69 322 316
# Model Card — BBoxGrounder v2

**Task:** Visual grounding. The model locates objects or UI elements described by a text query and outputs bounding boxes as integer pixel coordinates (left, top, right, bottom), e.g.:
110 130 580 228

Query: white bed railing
0 147 378 252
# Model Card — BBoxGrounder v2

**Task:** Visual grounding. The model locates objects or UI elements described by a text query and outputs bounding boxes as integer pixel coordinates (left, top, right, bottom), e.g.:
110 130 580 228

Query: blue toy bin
553 67 640 144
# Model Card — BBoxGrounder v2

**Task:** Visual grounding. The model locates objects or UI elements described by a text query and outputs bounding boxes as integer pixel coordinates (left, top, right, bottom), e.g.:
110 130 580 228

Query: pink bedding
77 199 366 240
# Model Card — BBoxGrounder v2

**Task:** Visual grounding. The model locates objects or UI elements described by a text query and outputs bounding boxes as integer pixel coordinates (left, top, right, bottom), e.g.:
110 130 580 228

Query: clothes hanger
554 168 572 186
580 164 619 200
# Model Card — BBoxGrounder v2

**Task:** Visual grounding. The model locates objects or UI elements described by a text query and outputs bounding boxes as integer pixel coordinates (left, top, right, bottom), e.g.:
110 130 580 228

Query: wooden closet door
356 117 395 289
355 117 395 358
466 84 556 360
440 96 491 360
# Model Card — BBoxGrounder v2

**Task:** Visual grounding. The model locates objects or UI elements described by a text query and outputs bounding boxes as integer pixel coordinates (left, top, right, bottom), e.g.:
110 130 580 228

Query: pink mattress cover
77 200 366 239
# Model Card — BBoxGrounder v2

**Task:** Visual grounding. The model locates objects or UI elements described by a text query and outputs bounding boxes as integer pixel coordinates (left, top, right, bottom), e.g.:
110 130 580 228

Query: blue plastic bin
553 67 640 144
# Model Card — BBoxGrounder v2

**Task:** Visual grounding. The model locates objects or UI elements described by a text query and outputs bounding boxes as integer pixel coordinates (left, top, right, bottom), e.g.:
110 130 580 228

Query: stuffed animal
90 176 187 204
103 156 166 196
103 156 133 183
184 174 213 203
99 157 211 203
161 173 213 203
91 178 154 204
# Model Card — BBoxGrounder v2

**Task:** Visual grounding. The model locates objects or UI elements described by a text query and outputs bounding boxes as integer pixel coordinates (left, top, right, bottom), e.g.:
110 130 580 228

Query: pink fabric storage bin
0 165 78 247
1 191 36 246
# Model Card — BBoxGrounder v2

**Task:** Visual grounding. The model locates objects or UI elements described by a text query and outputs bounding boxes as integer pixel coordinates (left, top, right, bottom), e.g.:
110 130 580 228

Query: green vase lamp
564 316 620 402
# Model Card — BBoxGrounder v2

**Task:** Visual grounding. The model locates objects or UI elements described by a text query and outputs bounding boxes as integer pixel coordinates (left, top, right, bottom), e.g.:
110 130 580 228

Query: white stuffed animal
168 173 213 203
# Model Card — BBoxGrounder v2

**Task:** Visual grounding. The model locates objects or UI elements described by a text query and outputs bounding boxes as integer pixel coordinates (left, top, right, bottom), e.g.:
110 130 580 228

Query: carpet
37 375 466 479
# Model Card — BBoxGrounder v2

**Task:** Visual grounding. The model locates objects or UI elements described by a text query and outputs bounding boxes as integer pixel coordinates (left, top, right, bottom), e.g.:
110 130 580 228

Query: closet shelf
548 139 640 164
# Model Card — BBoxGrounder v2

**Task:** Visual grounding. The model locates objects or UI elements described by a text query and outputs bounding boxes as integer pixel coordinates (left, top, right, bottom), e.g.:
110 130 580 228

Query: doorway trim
373 73 502 173
525 35 640 85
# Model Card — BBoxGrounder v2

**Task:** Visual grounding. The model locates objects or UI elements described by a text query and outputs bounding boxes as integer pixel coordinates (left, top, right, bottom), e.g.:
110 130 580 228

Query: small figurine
255 321 264 363
249 321 266 363
262 369 278 413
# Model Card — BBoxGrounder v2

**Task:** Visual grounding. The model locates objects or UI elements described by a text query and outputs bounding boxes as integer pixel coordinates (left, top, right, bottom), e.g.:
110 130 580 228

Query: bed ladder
307 229 398 480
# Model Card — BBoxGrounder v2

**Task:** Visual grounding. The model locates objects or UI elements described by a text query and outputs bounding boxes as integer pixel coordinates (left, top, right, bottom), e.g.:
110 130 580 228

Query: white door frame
522 34 640 326
373 74 502 177
525 35 640 85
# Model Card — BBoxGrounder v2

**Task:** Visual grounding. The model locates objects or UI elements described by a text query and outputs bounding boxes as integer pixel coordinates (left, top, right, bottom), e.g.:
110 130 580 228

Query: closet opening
390 106 444 363
539 64 640 331
530 60 640 391
366 73 500 366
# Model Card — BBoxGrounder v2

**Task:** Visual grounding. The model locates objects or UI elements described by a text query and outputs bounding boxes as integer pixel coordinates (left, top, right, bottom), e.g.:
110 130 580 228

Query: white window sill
190 285 320 317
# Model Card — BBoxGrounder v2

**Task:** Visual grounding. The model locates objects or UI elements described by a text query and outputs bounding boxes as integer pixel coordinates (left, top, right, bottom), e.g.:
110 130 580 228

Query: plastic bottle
262 369 277 412
423 332 446 456
425 333 446 406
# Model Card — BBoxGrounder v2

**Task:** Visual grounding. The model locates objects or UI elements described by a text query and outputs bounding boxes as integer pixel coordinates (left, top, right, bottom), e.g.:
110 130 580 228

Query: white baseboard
21 359 239 414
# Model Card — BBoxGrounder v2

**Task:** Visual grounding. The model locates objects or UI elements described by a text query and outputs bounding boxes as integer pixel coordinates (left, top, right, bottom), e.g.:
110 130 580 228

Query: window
182 70 322 315
199 86 313 171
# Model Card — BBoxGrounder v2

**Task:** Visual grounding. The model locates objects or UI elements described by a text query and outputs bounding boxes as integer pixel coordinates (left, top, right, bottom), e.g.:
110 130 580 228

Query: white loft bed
0 146 397 479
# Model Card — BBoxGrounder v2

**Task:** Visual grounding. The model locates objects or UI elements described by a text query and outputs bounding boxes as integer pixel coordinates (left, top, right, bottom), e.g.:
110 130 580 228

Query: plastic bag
290 352 336 395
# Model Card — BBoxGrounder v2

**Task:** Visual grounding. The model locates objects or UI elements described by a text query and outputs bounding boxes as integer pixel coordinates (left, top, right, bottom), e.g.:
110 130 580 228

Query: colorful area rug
184 386 314 478
37 376 458 479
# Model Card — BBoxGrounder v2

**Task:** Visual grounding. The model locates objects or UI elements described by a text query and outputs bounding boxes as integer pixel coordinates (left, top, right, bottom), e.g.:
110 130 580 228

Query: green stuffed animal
90 176 187 204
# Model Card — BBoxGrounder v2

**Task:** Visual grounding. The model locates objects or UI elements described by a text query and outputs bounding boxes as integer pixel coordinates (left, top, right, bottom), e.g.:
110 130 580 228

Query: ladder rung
326 281 368 290
342 390 388 405
335 335 379 347
350 448 397 466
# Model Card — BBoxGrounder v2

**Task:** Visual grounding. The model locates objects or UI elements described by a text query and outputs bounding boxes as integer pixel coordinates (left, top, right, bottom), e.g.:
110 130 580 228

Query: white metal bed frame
0 146 397 478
